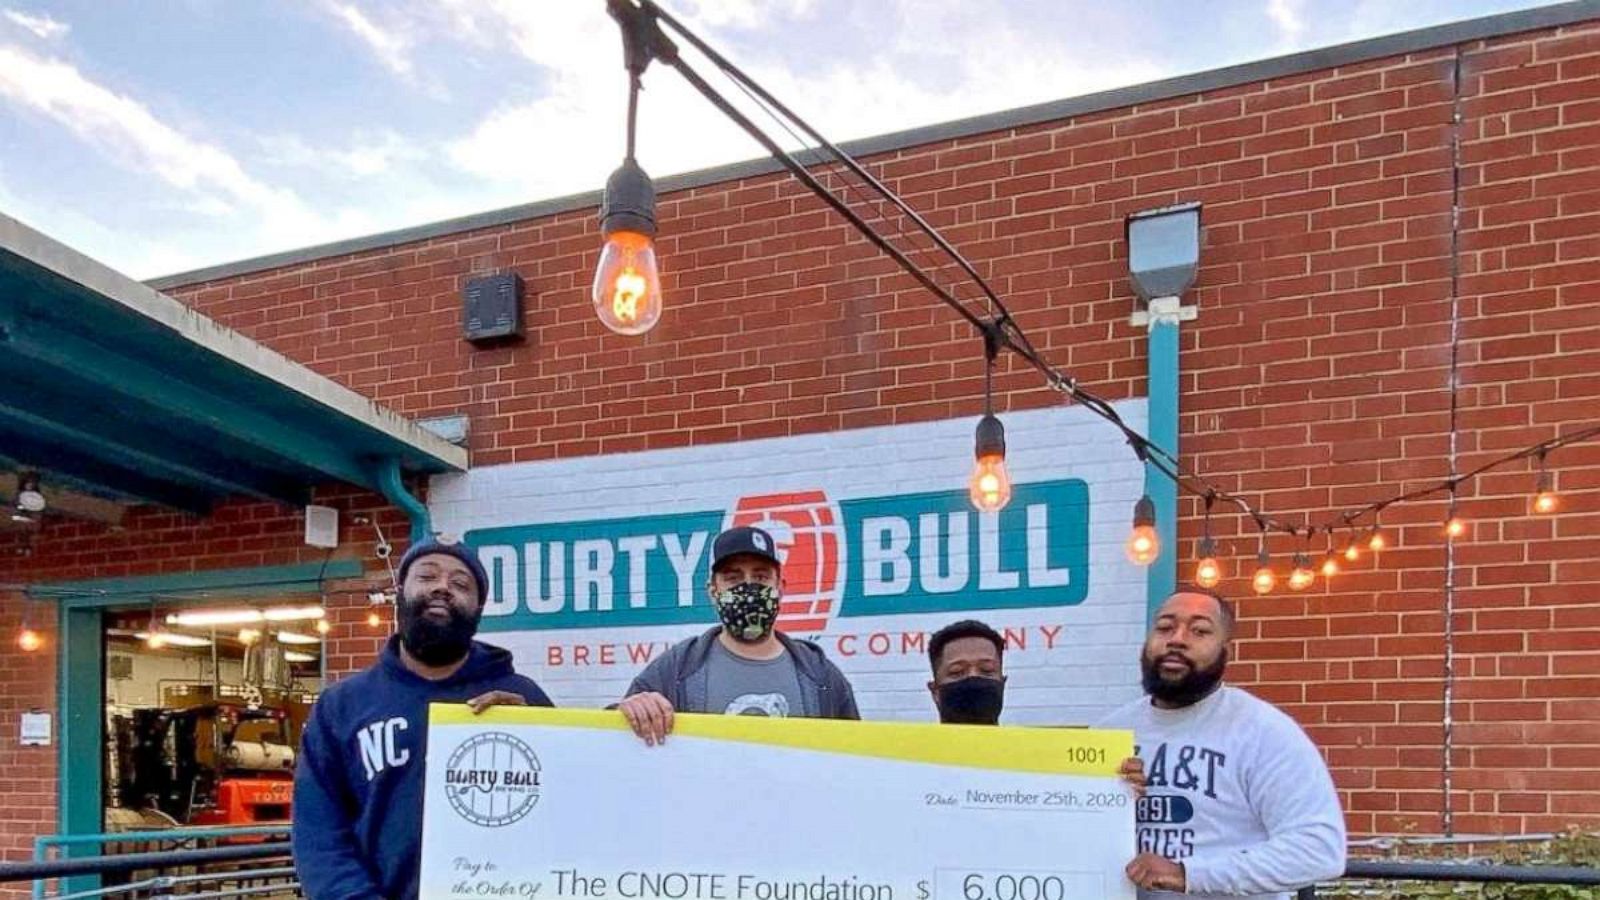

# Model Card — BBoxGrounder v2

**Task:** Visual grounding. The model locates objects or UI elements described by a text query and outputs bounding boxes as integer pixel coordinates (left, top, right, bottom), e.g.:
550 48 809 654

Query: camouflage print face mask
712 581 781 642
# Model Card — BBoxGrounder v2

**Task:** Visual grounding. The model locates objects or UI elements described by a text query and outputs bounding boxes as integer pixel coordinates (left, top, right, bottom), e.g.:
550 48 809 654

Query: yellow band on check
430 705 1131 776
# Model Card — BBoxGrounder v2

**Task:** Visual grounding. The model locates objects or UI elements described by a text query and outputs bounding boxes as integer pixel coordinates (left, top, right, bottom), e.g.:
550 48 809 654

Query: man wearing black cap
617 525 859 743
292 535 553 900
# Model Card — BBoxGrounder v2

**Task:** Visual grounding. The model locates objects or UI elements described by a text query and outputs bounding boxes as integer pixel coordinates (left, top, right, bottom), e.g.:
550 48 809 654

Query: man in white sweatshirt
1099 587 1347 898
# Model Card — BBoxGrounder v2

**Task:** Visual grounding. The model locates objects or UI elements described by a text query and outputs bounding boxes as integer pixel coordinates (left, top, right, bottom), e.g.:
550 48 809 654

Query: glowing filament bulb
1124 495 1160 566
1252 564 1276 595
1288 558 1315 592
969 414 1011 514
593 231 662 335
1534 470 1558 514
969 455 1012 513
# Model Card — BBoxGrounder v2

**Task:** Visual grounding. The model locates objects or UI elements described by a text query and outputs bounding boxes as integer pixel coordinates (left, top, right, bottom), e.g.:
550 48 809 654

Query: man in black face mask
925 619 1147 797
293 536 553 900
618 525 859 744
927 620 1008 724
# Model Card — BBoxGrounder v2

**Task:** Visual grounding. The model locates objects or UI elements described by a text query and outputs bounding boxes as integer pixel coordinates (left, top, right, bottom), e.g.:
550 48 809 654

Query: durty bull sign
430 402 1151 721
471 480 1089 634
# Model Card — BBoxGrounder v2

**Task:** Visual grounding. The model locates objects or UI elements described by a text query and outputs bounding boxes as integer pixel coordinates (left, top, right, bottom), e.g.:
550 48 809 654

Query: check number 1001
925 870 1102 900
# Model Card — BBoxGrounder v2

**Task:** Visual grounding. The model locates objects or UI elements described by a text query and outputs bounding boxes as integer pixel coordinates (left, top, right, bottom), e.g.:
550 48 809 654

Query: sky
0 0 1559 280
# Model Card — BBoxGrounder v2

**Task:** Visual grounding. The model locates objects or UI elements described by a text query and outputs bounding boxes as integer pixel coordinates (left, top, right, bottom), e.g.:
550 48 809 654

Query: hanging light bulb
316 618 331 635
1533 451 1558 514
1288 552 1315 591
969 332 1012 514
1534 486 1559 514
1343 529 1361 563
1445 516 1467 539
1317 530 1339 579
367 610 383 629
592 159 662 335
1193 494 1221 587
968 413 1012 513
238 628 261 645
1252 557 1276 595
16 625 42 652
1125 495 1160 566
1194 539 1222 589
1367 527 1386 552
1250 516 1274 595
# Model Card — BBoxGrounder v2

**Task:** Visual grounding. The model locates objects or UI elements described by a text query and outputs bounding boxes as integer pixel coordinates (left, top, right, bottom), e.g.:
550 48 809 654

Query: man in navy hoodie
292 536 552 900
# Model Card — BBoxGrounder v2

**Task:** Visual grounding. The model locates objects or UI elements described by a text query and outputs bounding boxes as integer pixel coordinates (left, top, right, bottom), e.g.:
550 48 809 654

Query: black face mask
1141 646 1228 708
936 675 1006 725
397 588 481 667
712 581 781 643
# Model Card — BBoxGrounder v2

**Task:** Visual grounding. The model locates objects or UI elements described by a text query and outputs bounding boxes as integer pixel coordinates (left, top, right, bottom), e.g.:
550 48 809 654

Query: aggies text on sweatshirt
1098 685 1347 899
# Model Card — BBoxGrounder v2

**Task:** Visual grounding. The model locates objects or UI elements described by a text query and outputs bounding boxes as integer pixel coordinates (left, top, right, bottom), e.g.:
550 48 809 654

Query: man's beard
397 590 481 666
1141 646 1228 707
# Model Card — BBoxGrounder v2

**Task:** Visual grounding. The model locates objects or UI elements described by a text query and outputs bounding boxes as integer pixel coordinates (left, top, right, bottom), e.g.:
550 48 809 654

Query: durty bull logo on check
444 732 542 828
469 480 1090 633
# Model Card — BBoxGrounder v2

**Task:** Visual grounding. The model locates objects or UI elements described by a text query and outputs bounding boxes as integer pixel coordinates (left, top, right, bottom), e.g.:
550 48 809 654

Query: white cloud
0 45 286 212
0 164 204 278
2 8 67 40
0 43 385 273
443 1 1167 205
1266 0 1308 49
259 130 429 178
674 0 819 30
324 2 414 77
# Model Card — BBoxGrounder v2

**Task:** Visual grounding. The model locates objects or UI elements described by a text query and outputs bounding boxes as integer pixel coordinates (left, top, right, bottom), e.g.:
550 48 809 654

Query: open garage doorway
102 600 326 833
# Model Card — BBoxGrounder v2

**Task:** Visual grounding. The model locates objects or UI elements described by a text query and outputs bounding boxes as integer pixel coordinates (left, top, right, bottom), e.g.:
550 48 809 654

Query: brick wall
0 594 56 864
2 17 1597 856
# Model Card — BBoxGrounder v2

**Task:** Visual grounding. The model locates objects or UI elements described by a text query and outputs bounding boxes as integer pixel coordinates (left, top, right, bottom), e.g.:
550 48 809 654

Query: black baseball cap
711 525 782 572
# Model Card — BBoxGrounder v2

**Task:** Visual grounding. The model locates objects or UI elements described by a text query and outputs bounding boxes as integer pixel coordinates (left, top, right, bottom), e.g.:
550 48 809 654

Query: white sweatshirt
1097 685 1347 899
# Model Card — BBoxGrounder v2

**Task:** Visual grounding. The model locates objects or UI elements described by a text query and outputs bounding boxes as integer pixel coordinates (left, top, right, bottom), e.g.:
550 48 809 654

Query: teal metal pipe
374 458 431 545
1144 317 1180 624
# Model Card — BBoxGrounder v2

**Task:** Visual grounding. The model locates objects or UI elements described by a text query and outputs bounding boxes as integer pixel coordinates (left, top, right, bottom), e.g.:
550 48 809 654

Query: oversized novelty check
420 706 1136 900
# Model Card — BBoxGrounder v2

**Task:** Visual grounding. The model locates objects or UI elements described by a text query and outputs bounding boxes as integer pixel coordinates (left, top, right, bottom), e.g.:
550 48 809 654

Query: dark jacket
292 637 553 900
624 627 860 719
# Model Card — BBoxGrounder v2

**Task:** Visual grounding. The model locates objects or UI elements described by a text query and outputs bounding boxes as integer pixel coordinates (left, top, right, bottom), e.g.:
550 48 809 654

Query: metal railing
5 829 1597 898
1297 859 1600 897
15 825 296 899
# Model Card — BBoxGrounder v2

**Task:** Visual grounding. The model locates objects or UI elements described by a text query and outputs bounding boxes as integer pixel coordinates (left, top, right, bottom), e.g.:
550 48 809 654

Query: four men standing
294 526 1346 899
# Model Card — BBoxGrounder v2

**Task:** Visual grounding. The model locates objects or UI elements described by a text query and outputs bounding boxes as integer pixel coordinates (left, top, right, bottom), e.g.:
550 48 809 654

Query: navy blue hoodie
292 636 552 900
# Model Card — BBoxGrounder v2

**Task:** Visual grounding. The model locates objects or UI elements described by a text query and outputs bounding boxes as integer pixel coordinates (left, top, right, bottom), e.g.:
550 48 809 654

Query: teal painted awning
0 213 466 514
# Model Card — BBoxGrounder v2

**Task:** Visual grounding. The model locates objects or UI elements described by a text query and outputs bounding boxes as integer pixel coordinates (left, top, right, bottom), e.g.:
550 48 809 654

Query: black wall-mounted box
462 272 525 343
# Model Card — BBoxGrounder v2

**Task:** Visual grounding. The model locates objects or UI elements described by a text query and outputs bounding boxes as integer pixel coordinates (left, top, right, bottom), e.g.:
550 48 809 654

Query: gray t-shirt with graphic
703 639 805 717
